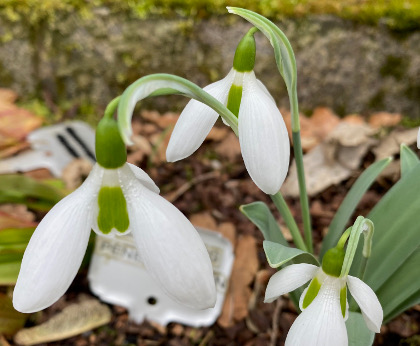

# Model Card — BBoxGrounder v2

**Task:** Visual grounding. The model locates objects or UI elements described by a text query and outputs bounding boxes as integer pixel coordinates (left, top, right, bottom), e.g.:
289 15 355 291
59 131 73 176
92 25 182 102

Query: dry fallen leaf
207 126 229 142
0 204 35 223
369 112 402 128
373 128 418 160
190 211 218 230
61 159 93 190
0 211 37 229
283 122 377 197
14 299 111 346
141 110 178 129
0 88 18 104
284 107 340 152
218 235 258 328
215 133 241 160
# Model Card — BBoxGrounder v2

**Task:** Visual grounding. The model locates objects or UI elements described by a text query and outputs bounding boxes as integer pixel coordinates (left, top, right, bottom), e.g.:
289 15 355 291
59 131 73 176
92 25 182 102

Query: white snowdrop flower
265 248 383 346
166 28 290 195
13 116 216 313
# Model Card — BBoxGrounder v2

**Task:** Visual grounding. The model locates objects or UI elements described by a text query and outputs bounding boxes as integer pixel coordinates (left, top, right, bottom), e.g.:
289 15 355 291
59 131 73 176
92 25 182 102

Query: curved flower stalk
265 218 383 346
13 102 216 313
166 28 290 195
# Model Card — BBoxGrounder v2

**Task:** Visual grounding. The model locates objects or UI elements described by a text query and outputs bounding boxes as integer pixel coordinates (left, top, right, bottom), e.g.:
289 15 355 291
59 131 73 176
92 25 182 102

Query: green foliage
1 0 419 30
263 240 319 268
346 312 375 346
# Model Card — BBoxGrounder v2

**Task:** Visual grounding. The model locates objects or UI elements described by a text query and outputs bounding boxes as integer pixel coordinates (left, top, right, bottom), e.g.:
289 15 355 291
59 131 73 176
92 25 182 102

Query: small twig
270 297 284 346
164 171 220 203
198 330 214 346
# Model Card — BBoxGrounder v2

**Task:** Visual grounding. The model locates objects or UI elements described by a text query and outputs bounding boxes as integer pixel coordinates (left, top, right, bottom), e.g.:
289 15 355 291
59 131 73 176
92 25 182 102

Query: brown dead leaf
217 222 236 248
207 126 229 142
343 114 365 125
189 211 218 230
218 235 258 327
0 293 27 337
369 112 402 128
0 105 42 142
215 133 241 160
0 335 11 346
0 211 37 229
283 107 340 152
149 130 172 164
0 89 18 104
141 110 179 129
373 128 418 160
62 159 93 190
14 299 111 346
0 204 35 223
23 169 53 180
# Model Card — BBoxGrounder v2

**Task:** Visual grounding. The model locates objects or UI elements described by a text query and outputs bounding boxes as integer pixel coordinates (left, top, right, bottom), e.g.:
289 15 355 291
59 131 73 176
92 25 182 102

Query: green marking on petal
302 277 321 309
226 85 243 117
97 186 129 234
340 286 347 318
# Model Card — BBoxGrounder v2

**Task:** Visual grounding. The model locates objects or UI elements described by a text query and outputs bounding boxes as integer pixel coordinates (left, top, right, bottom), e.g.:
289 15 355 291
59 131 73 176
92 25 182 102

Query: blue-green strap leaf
321 157 392 258
240 202 287 245
400 144 419 178
263 240 319 268
346 312 375 346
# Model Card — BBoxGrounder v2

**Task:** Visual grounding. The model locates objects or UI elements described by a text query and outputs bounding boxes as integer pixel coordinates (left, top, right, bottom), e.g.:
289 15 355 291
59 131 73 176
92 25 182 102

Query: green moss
1 0 419 31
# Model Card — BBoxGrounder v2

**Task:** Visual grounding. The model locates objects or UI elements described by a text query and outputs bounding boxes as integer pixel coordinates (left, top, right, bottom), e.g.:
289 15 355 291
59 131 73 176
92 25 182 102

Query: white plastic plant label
88 227 234 327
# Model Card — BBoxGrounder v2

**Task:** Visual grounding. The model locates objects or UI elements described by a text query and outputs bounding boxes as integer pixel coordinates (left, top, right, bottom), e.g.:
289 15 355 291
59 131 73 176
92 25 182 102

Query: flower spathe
265 263 383 346
13 162 216 313
166 67 290 195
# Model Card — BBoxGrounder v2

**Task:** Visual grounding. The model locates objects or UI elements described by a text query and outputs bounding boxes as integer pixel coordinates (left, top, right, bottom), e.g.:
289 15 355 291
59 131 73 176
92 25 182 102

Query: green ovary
97 187 129 234
302 277 321 309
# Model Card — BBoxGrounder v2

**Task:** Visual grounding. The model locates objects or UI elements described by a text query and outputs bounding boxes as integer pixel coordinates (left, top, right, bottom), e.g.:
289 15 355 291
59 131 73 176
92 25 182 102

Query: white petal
347 275 383 333
166 69 236 162
417 127 420 149
13 166 102 313
265 263 318 303
127 163 160 193
239 71 290 195
286 276 348 346
120 176 216 309
256 79 275 103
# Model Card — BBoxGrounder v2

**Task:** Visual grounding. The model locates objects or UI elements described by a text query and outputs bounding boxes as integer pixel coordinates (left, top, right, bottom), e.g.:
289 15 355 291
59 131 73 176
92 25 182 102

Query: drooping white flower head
264 252 383 346
166 29 290 195
13 117 216 313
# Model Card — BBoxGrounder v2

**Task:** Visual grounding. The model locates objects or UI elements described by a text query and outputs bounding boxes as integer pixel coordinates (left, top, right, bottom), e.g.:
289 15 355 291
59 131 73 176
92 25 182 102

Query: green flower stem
118 74 238 145
104 96 121 120
292 130 312 253
271 192 307 251
340 217 374 278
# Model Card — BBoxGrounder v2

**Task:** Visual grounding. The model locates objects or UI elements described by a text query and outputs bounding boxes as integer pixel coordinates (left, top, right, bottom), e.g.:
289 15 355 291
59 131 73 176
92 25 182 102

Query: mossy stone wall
0 8 419 117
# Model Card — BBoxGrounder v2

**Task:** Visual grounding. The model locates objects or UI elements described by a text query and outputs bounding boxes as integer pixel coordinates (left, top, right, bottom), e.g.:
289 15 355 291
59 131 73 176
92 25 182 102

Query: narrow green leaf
263 240 319 268
0 228 34 246
240 202 287 245
383 289 420 324
376 248 420 320
0 174 64 202
400 144 419 178
346 312 375 346
321 158 392 257
350 164 420 295
0 261 21 285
